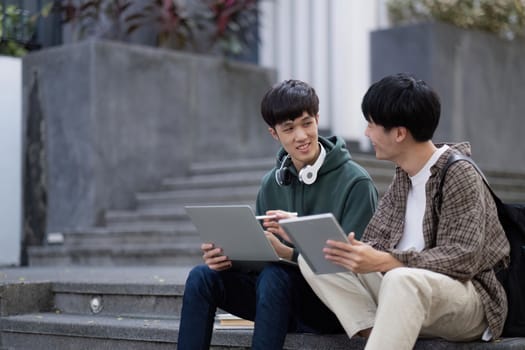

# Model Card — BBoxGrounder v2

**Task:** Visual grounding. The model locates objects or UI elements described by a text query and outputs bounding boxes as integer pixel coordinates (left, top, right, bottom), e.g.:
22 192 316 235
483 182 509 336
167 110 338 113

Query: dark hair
260 79 319 127
361 73 441 142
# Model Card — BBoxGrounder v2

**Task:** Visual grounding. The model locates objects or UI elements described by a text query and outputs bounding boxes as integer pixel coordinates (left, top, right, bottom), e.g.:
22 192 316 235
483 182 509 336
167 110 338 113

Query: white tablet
279 213 349 274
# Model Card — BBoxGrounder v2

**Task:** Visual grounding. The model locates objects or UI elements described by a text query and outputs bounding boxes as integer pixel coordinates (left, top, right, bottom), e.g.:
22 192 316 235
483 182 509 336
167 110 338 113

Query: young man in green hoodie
177 79 378 350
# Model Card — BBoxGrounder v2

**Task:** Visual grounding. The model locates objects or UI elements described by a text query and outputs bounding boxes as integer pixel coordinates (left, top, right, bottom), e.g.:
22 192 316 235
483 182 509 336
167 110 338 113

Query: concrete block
371 22 525 173
22 40 278 234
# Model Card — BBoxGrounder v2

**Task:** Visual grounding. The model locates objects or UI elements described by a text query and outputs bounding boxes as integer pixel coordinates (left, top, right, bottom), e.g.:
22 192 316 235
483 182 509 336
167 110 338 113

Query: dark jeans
177 263 343 350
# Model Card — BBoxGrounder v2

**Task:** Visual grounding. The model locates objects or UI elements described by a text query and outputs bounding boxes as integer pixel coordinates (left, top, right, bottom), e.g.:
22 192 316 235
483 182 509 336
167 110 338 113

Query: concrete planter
22 40 277 236
371 22 525 172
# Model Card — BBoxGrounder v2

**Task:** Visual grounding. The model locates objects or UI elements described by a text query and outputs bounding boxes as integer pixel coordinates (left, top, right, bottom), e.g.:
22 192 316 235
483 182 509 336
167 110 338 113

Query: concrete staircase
28 157 274 267
27 155 396 266
27 154 525 267
1 267 524 350
3 155 525 349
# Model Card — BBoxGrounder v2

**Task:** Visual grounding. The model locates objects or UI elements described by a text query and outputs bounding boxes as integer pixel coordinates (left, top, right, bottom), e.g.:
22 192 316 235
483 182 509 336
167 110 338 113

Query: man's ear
269 127 279 141
395 126 408 142
314 114 319 124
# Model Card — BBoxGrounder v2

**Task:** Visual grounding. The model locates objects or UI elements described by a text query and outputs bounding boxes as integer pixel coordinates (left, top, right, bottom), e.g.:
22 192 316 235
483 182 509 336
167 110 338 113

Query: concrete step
182 155 393 180
0 313 178 350
0 266 193 285
2 312 358 350
364 165 525 203
104 207 189 226
188 157 275 175
28 223 203 267
52 281 185 318
186 155 396 173
41 225 198 246
59 225 198 245
162 155 525 205
367 167 396 181
28 242 201 267
136 186 259 210
162 167 395 198
0 267 188 319
96 221 195 232
170 167 392 188
487 176 525 191
2 312 524 350
484 168 525 181
352 155 396 173
162 170 268 190
493 190 525 204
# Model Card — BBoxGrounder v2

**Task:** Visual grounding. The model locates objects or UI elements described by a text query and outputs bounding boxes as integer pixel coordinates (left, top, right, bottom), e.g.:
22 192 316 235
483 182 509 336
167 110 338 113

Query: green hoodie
256 135 378 239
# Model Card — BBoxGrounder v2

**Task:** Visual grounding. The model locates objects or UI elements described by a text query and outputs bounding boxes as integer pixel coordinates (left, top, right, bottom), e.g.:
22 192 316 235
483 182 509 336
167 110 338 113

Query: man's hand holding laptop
201 242 232 271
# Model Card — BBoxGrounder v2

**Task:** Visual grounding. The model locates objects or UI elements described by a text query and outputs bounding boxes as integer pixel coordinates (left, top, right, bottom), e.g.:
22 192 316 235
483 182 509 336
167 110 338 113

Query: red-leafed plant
125 0 193 50
56 0 259 57
203 0 259 55
59 0 134 41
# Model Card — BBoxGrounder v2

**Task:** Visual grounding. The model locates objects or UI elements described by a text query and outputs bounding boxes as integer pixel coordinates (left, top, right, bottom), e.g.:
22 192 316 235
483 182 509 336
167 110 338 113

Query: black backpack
439 153 525 337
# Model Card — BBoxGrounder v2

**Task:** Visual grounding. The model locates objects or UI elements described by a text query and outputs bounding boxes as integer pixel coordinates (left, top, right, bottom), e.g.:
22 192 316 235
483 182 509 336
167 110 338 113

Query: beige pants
299 257 488 350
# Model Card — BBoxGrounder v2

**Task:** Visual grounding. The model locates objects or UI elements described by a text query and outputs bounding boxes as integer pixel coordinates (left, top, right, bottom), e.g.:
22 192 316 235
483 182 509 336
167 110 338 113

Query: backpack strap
438 153 508 273
437 153 499 210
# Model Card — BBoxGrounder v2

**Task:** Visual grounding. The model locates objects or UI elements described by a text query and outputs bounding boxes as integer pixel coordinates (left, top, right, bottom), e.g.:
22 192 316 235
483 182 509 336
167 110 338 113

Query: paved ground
0 266 192 285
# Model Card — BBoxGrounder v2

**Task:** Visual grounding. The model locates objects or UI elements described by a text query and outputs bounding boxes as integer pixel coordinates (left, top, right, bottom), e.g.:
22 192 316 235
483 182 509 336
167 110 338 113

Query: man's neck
396 141 438 177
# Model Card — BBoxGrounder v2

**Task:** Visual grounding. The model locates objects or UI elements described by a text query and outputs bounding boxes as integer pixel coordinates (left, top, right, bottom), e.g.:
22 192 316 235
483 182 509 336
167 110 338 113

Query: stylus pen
256 213 298 220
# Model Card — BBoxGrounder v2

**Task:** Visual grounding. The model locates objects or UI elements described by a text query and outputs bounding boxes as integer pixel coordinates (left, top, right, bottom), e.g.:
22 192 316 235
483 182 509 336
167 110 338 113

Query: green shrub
387 0 525 40
0 2 53 57
0 4 33 56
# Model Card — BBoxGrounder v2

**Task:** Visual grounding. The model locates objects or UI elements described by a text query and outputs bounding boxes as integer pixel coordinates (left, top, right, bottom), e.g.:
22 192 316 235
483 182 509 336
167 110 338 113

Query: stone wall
371 22 525 172
22 40 278 234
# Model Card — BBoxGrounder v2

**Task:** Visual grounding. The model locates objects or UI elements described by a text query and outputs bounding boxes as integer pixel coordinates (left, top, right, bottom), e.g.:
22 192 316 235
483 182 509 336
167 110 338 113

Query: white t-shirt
396 145 449 252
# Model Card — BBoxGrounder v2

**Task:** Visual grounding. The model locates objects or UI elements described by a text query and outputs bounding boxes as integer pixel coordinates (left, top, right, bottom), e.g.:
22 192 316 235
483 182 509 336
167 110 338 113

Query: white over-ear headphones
275 143 326 186
298 143 326 185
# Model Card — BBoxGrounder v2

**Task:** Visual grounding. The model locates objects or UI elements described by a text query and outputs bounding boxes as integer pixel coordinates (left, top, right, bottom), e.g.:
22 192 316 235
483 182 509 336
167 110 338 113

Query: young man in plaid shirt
300 73 510 350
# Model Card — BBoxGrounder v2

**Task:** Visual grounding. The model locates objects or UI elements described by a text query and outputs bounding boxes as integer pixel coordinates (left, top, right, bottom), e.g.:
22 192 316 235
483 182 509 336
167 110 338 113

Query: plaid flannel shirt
362 142 510 338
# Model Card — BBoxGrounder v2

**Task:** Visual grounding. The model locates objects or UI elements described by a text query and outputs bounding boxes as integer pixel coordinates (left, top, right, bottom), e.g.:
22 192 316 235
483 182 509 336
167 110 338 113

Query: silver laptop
185 205 297 270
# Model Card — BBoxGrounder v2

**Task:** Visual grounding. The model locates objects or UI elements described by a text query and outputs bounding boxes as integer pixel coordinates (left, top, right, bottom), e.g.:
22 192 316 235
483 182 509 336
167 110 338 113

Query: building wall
258 0 389 149
0 56 22 266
